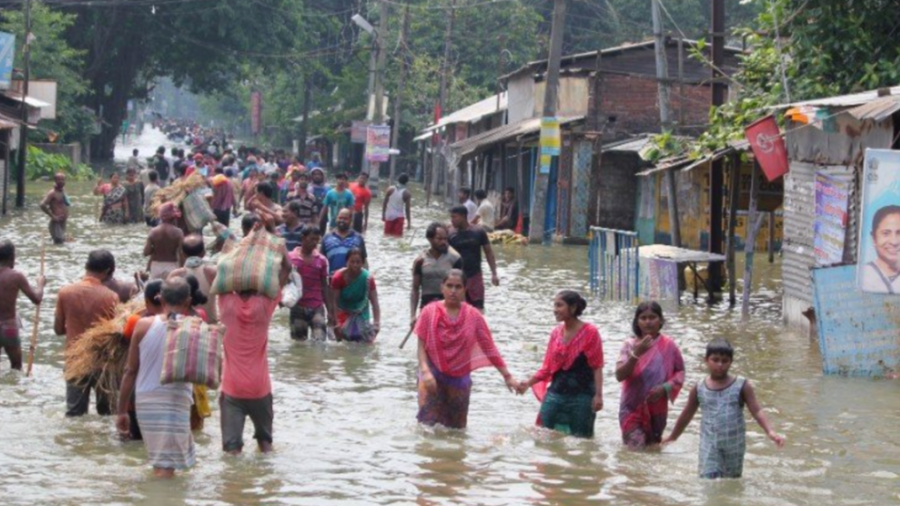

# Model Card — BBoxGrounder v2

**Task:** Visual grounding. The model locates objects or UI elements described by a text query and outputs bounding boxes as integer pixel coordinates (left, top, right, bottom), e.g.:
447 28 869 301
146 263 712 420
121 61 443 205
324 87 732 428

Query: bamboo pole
741 163 763 321
399 318 417 349
26 239 45 377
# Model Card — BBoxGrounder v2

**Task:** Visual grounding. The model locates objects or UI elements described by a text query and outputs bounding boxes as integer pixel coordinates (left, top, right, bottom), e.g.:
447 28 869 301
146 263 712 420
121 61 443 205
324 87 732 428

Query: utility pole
388 0 410 183
369 0 389 196
15 0 31 208
529 0 567 245
434 0 457 203
651 0 680 247
708 0 726 295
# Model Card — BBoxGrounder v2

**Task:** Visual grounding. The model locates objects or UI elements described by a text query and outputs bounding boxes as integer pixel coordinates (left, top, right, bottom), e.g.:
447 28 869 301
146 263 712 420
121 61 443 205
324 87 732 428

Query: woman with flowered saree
414 269 518 429
616 301 685 449
94 172 129 224
331 248 381 343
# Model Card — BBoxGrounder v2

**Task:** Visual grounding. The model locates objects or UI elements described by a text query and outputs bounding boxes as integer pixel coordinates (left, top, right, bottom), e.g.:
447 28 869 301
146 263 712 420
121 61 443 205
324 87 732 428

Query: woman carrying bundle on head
331 248 380 343
516 290 604 438
414 269 518 430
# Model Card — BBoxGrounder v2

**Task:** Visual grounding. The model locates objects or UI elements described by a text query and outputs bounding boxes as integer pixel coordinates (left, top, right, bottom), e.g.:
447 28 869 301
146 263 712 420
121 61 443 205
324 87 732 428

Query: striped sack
160 316 223 390
182 190 216 232
210 228 285 299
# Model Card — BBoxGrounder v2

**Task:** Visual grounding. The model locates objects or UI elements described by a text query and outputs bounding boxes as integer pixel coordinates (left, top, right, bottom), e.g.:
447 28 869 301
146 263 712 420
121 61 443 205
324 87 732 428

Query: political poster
366 124 391 162
745 115 789 182
813 172 849 266
857 149 900 294
351 121 369 144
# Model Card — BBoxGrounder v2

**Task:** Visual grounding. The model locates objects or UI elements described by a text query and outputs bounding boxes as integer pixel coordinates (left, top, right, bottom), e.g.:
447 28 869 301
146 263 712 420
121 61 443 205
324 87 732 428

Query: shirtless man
167 234 218 323
0 240 46 370
102 255 139 303
143 202 185 280
40 173 70 245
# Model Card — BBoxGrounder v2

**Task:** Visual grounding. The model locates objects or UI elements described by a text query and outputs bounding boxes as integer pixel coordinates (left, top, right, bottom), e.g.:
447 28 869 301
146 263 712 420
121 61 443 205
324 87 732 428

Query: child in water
663 338 785 479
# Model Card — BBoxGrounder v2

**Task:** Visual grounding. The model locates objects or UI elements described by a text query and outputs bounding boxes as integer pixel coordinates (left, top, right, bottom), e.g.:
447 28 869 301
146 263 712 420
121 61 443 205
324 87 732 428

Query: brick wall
598 73 711 137
595 151 644 230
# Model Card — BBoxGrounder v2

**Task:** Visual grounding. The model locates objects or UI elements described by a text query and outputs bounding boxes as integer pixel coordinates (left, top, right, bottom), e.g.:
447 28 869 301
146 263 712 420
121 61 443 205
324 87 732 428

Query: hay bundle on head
64 299 145 405
148 172 208 218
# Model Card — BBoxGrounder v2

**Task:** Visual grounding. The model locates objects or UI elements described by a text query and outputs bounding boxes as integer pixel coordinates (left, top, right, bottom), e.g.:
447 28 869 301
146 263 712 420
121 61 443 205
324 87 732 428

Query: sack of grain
210 228 285 298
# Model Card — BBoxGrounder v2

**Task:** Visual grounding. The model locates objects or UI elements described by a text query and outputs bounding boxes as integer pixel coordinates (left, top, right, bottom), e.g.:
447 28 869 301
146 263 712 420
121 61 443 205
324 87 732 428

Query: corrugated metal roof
847 96 900 121
636 140 751 177
771 85 900 110
421 92 507 134
450 115 584 159
500 38 745 82
413 130 433 142
0 112 20 130
602 135 653 153
0 91 50 108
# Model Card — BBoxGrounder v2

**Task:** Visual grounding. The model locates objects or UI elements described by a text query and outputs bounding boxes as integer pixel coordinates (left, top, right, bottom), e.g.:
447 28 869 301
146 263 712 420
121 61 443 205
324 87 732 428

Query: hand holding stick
399 318 417 349
26 240 46 377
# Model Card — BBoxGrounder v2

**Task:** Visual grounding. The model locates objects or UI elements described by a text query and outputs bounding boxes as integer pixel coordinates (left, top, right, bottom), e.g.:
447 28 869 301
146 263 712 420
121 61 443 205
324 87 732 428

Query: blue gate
589 227 640 301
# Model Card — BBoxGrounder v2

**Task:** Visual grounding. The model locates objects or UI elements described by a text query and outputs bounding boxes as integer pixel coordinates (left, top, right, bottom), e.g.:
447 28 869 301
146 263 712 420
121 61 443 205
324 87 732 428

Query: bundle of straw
64 299 145 405
147 172 208 218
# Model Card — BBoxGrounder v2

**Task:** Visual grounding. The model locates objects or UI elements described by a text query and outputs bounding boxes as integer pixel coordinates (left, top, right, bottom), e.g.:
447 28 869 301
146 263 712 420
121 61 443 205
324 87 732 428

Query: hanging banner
351 121 369 144
745 115 789 182
539 117 560 174
858 149 900 293
251 91 262 135
0 32 14 91
365 124 391 162
814 172 849 266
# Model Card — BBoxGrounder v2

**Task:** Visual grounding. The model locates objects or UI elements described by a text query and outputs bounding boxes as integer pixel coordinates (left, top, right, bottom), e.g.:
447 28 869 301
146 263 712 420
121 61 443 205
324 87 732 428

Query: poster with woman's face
858 149 900 294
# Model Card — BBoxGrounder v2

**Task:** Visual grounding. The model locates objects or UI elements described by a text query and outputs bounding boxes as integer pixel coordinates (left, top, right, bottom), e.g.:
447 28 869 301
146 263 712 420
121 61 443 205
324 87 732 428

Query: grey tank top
419 248 462 297
136 315 192 398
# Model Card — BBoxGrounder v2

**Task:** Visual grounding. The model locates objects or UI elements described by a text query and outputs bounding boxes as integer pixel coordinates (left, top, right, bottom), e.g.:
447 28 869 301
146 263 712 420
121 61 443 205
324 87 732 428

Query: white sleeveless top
136 315 192 398
385 186 407 220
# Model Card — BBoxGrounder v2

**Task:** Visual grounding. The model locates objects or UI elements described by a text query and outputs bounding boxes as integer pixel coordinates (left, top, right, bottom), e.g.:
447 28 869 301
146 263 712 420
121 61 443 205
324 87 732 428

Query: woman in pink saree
615 301 684 449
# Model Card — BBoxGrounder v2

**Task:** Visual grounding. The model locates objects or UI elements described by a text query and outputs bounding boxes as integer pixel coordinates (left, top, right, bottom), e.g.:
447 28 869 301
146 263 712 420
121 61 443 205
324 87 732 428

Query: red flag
745 115 789 182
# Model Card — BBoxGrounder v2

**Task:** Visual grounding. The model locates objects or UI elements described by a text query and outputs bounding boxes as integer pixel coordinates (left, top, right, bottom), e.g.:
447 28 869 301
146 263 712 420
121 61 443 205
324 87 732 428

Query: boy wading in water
663 338 785 479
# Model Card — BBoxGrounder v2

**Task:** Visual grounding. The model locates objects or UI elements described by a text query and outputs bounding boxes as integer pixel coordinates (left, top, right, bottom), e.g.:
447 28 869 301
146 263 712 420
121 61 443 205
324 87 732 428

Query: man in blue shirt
321 209 367 274
319 172 355 230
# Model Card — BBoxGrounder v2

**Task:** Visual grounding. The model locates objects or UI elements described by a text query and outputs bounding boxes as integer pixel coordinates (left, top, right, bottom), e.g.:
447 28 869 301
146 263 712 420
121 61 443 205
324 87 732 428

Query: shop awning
450 115 584 159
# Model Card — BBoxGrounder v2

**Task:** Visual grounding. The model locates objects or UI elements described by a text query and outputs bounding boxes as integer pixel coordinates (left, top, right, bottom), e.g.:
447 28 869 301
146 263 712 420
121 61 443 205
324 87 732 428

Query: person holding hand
415 269 517 430
615 301 684 449
516 291 604 438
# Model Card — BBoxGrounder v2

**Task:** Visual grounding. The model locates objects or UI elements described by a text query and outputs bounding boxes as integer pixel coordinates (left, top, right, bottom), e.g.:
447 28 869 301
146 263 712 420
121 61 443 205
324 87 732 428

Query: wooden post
726 153 740 306
708 0 727 294
516 139 524 215
741 162 763 321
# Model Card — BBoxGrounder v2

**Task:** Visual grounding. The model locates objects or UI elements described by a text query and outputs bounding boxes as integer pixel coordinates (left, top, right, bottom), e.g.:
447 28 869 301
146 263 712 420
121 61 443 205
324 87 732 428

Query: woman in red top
517 291 604 438
414 269 518 429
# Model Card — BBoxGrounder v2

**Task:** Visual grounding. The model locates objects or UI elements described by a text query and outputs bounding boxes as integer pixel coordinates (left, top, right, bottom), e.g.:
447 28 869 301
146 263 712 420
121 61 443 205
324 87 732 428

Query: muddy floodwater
0 129 899 505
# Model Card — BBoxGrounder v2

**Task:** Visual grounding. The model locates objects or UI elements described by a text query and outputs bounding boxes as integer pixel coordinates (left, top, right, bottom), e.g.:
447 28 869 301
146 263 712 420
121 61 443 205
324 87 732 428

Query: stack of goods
210 228 286 299
488 229 529 246
160 315 224 390
148 173 215 231
64 299 144 406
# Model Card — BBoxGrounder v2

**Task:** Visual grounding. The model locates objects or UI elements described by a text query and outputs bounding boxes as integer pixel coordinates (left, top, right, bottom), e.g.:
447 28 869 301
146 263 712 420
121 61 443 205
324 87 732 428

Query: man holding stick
0 240 46 370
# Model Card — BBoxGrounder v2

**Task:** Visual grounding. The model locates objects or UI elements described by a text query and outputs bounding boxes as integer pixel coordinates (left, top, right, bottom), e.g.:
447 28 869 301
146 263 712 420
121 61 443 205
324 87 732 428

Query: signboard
351 121 369 144
0 32 14 90
857 149 900 293
29 81 57 119
539 117 560 175
365 124 390 162
814 172 849 266
251 91 262 135
813 264 900 376
745 115 789 182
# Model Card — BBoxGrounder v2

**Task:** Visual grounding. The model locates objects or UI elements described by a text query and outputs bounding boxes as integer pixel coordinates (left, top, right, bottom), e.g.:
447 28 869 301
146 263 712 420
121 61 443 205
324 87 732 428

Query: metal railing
589 226 640 301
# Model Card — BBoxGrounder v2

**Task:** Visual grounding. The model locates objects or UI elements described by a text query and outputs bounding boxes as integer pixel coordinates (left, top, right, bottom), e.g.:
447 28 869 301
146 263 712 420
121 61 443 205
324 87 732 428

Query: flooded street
1 129 899 505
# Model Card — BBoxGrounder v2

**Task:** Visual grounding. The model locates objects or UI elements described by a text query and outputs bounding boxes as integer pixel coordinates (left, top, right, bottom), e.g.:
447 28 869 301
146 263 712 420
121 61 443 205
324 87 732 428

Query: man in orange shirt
349 172 372 233
54 250 120 417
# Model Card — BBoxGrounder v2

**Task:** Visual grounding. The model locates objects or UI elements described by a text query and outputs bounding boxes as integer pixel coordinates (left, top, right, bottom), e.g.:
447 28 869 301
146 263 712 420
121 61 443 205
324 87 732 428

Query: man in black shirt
448 205 499 311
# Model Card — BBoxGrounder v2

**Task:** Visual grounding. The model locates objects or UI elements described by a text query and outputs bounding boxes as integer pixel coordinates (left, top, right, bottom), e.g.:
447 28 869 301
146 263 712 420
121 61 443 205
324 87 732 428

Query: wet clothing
415 248 463 308
698 377 747 479
218 293 279 400
321 230 366 274
0 317 21 348
465 273 485 310
100 184 127 224
414 302 506 429
349 182 371 213
288 250 329 309
618 334 685 448
448 226 489 279
383 186 407 237
66 376 112 417
220 393 274 452
289 305 327 341
291 193 318 226
384 217 405 237
530 324 604 438
322 188 355 229
49 219 67 245
332 268 377 343
149 261 179 280
124 182 144 223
